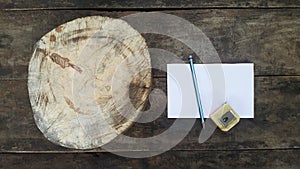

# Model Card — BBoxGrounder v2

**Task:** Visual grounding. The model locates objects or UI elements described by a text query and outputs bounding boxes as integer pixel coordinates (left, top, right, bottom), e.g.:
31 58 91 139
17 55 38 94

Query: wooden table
0 1 299 168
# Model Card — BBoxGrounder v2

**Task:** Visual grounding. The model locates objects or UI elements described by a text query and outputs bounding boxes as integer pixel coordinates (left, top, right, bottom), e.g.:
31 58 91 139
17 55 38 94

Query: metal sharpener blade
219 110 236 127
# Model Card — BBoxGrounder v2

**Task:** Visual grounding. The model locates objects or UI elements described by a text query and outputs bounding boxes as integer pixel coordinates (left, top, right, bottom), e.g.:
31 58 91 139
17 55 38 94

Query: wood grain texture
0 9 299 80
1 150 299 169
0 4 299 168
0 0 299 10
0 76 299 151
27 16 151 149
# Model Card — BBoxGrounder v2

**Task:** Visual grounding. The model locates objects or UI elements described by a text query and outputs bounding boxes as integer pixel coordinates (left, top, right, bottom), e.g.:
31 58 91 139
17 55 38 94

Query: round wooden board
28 16 151 149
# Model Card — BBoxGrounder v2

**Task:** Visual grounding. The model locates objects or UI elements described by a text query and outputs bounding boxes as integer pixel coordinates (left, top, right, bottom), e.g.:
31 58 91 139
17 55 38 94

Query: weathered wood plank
0 9 299 80
0 0 299 10
0 150 299 169
0 76 299 151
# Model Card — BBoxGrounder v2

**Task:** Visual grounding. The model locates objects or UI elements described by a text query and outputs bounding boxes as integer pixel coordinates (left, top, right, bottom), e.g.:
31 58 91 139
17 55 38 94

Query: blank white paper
167 63 254 118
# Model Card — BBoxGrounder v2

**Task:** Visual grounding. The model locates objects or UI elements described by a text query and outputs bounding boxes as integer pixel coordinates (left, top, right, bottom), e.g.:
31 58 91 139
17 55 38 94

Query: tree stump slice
28 16 152 149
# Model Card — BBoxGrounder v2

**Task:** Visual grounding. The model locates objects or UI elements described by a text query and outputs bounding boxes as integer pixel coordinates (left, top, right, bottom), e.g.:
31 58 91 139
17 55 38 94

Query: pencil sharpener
210 103 240 132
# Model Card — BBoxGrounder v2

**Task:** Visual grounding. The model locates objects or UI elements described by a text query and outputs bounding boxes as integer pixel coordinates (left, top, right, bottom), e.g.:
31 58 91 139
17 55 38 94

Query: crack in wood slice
49 53 82 73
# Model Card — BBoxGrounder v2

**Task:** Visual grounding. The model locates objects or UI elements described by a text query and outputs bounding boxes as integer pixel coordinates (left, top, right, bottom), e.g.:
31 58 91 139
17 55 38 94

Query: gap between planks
1 147 299 154
1 6 300 12
0 75 300 81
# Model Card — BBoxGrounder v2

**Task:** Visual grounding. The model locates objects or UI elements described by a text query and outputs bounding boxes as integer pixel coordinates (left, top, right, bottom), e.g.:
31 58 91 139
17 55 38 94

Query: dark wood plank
0 76 299 151
0 0 299 10
1 150 299 169
0 9 299 80
0 1 298 167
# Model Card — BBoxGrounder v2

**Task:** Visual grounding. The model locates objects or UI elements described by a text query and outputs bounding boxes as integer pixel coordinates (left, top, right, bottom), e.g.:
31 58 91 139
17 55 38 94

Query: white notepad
167 64 254 118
